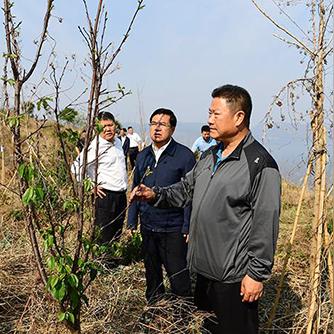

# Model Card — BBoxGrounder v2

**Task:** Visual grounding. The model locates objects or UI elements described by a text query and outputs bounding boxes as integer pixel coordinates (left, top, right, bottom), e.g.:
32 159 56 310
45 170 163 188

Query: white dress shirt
152 139 172 166
128 132 142 148
71 136 127 191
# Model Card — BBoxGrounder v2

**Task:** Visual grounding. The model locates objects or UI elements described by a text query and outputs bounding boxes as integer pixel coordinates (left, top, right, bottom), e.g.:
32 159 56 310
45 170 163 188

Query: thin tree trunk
267 158 312 329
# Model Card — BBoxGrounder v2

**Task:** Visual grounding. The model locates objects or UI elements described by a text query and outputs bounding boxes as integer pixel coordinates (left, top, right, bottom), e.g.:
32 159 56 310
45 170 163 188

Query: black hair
149 108 177 128
211 84 252 127
128 126 133 130
201 125 210 132
122 128 127 132
96 111 115 122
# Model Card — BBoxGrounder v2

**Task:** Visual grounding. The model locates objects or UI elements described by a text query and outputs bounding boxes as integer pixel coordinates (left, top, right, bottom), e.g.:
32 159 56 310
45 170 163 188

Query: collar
152 138 172 155
211 131 252 162
98 135 115 146
150 137 177 157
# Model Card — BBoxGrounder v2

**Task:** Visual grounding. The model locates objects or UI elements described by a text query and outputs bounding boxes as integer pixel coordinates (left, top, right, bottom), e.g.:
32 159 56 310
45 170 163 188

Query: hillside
0 118 332 333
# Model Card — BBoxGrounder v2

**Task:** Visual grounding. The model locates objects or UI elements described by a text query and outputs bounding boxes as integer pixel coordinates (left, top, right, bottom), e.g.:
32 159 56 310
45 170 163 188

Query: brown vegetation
1 174 332 333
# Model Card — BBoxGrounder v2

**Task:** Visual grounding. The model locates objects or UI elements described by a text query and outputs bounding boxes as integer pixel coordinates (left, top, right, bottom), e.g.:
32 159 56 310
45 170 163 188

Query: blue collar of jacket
211 131 253 165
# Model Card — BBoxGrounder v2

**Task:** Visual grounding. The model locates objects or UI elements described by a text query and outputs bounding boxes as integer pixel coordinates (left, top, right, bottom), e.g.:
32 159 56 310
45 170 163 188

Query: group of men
72 84 281 334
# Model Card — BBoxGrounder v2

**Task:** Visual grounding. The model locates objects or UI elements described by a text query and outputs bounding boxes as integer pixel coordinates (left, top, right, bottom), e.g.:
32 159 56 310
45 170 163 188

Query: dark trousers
95 190 127 245
195 274 259 334
141 228 191 303
129 147 139 170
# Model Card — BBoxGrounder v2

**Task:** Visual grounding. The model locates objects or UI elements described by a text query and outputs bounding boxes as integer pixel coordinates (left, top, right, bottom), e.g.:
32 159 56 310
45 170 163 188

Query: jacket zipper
188 157 231 272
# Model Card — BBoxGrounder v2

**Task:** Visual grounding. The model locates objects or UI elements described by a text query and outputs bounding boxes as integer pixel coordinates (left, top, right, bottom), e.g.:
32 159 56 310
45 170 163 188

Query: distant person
119 128 130 167
127 108 196 303
191 125 217 157
130 85 281 334
127 126 142 169
75 130 87 155
72 112 127 246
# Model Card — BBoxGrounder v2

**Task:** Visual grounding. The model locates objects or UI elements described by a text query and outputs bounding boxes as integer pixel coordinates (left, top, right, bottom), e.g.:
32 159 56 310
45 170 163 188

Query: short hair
211 84 252 127
122 128 127 132
201 125 210 132
149 108 177 128
97 111 115 122
128 126 133 130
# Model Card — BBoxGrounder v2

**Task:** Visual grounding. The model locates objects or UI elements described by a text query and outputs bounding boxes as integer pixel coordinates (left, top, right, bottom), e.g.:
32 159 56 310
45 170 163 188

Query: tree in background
1 0 144 332
252 0 333 332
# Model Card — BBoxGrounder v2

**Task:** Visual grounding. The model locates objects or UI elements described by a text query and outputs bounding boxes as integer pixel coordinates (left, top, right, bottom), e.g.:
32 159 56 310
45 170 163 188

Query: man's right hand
95 186 106 199
129 184 156 203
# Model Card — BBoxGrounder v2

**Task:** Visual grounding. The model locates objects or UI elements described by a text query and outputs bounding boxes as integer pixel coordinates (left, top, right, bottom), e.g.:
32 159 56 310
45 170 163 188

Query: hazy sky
7 0 314 128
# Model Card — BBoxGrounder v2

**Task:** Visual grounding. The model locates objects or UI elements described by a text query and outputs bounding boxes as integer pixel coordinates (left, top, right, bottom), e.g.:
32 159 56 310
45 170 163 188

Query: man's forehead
152 114 170 121
100 120 115 128
100 119 114 124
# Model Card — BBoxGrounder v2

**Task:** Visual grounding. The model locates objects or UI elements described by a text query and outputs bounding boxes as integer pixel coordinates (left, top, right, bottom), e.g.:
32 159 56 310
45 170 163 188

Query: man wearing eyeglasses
127 108 196 303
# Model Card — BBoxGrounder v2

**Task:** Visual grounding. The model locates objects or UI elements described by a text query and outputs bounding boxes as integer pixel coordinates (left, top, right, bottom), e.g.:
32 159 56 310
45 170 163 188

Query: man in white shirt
72 112 127 246
127 126 142 169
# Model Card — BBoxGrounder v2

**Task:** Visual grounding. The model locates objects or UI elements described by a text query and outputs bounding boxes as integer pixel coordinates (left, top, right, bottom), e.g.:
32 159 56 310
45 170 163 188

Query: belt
102 189 126 194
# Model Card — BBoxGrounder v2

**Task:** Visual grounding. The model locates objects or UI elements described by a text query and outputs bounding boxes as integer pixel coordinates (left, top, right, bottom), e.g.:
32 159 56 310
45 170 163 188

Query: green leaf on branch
59 107 78 122
60 128 80 145
47 256 56 271
83 178 93 192
18 163 35 182
68 274 79 288
53 282 67 301
48 275 59 289
95 121 103 134
0 77 15 86
22 186 45 206
67 312 75 324
63 198 79 212
37 96 53 111
58 312 66 322
22 187 35 206
6 115 23 128
2 53 18 59
69 289 80 309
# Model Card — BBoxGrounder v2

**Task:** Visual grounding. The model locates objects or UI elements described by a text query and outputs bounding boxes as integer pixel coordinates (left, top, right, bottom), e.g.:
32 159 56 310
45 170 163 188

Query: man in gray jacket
130 84 281 334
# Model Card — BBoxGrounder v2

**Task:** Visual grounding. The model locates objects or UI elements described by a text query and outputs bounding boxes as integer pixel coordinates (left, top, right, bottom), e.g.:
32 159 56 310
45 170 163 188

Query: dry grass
0 139 333 333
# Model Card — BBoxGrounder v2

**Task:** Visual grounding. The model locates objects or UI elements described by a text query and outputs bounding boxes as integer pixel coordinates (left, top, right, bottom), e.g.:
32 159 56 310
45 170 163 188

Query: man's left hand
240 274 263 303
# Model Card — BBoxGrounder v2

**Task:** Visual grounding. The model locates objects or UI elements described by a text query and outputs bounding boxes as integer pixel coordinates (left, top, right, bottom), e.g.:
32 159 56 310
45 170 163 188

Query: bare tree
252 1 333 333
1 0 144 332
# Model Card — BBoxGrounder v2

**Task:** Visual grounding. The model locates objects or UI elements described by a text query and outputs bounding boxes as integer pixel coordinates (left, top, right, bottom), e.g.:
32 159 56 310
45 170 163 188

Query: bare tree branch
22 0 54 83
252 0 316 57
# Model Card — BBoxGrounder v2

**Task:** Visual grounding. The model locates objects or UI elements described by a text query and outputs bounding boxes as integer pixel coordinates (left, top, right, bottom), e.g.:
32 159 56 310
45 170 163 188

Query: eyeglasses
149 121 171 128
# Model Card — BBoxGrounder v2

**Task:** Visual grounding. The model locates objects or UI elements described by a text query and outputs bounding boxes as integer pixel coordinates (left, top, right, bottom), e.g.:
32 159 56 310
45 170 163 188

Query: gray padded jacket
153 132 281 282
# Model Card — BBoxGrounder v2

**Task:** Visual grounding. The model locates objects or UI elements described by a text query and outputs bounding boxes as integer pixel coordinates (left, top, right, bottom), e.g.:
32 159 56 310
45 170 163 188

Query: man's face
201 131 211 142
100 119 116 142
120 129 125 136
149 114 175 147
128 128 134 135
208 97 241 142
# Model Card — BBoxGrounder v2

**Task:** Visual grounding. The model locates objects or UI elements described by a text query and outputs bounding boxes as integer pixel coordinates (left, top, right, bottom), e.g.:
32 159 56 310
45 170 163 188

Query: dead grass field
0 121 332 333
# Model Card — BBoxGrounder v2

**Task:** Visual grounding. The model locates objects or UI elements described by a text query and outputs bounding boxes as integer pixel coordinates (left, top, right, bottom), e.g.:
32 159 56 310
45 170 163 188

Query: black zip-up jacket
153 132 281 282
127 138 195 233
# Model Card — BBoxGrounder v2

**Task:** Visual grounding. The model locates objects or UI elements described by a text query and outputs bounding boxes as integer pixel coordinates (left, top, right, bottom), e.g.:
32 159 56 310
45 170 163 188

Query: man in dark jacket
130 85 281 334
119 127 130 168
127 108 196 303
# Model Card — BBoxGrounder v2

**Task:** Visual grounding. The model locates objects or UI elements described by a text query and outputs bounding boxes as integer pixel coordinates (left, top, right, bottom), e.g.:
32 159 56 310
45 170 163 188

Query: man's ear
235 111 245 127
